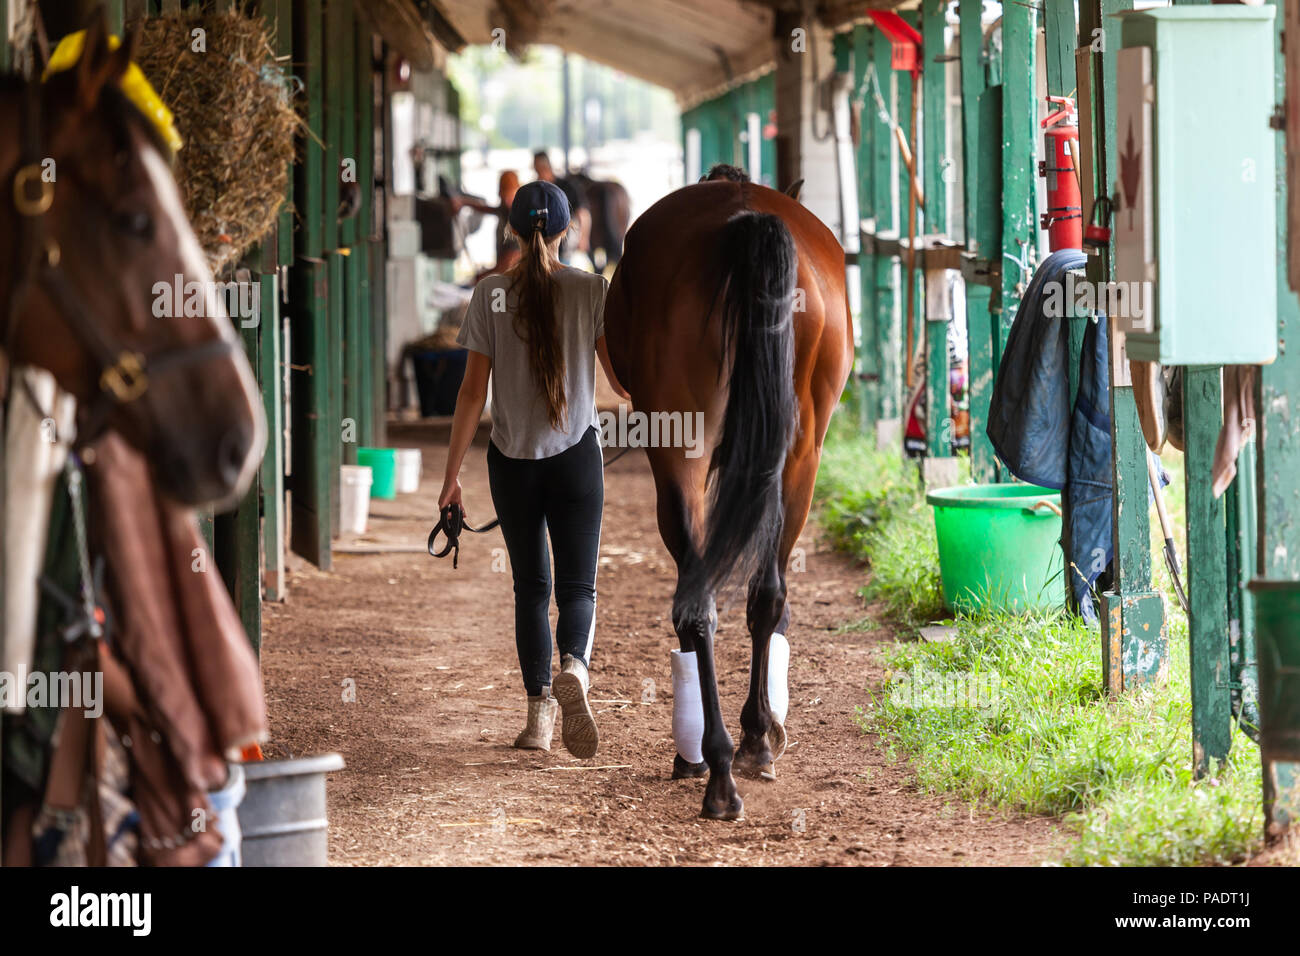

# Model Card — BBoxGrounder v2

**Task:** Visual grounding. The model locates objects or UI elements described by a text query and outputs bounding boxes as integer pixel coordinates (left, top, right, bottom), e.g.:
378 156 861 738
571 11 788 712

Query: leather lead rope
427 503 500 569
427 445 631 569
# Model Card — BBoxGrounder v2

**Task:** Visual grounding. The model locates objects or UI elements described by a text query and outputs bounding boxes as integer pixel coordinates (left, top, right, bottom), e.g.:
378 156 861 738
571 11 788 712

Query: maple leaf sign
1120 118 1142 231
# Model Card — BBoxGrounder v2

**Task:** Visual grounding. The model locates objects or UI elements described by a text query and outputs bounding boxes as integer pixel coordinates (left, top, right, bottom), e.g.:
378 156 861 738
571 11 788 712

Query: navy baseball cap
509 180 570 239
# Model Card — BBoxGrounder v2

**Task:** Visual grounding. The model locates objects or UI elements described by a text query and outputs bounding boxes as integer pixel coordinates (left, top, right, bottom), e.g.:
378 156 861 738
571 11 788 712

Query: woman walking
439 180 628 757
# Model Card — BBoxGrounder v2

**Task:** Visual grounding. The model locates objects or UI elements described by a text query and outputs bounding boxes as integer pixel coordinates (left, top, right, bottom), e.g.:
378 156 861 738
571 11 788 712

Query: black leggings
487 426 604 697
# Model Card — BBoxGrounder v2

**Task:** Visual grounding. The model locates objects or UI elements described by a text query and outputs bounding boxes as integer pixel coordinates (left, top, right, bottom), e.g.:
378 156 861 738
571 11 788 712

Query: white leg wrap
670 649 704 764
767 633 790 726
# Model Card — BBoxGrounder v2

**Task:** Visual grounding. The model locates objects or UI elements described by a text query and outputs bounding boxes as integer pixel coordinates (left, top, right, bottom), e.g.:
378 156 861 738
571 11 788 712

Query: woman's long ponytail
509 220 567 430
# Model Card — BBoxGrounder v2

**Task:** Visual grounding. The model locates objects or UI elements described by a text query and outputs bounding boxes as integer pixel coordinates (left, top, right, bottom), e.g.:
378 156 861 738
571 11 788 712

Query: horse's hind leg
672 582 741 820
734 557 787 781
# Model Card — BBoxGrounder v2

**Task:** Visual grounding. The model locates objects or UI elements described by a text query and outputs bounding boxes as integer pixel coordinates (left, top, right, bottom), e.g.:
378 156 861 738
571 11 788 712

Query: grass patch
813 418 949 626
816 413 1264 866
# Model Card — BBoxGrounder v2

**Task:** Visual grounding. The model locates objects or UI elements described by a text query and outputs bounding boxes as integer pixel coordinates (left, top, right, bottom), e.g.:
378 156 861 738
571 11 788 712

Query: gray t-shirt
457 267 608 459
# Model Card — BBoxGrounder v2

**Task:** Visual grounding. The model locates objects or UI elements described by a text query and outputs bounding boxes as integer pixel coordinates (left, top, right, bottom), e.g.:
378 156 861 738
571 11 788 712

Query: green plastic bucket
1247 580 1300 762
357 447 397 500
926 483 1064 613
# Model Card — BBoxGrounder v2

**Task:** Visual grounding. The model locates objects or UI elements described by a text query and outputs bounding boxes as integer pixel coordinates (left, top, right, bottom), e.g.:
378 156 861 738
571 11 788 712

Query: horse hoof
671 754 709 779
700 775 743 820
700 795 744 821
767 720 787 760
733 752 778 781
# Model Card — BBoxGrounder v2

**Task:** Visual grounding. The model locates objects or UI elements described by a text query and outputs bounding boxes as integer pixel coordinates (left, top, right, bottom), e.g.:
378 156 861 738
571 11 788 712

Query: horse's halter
3 73 234 434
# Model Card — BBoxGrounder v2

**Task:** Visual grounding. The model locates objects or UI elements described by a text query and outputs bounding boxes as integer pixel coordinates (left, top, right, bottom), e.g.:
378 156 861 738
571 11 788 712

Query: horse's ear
784 179 804 201
75 8 115 112
114 23 140 80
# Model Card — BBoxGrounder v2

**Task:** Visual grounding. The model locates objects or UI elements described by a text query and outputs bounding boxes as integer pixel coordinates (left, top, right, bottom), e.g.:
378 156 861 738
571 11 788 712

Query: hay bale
131 11 299 273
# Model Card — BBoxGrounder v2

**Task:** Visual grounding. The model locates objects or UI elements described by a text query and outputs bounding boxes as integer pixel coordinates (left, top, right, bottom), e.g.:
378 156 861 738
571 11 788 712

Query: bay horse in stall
603 172 853 820
0 16 264 508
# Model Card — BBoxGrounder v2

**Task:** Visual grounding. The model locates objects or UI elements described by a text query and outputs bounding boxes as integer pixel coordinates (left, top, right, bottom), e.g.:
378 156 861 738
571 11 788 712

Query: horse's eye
113 210 154 240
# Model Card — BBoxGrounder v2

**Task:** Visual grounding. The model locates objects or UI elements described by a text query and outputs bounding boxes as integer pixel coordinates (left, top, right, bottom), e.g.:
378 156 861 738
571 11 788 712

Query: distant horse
568 172 631 273
0 16 264 508
603 179 853 820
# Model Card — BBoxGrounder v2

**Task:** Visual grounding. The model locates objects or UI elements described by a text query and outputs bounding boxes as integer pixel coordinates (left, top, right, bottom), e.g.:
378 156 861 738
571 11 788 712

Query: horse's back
606 180 852 407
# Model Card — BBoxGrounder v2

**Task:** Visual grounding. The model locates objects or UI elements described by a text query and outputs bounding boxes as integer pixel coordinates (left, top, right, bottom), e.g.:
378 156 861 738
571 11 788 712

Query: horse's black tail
695 211 798 599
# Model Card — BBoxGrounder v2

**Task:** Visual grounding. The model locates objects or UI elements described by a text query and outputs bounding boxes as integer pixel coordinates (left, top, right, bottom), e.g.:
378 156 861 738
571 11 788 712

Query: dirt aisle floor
261 426 1061 865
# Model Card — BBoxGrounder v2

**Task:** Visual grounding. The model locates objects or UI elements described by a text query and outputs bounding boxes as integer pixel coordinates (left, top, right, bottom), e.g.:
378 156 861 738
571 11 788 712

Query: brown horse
568 172 631 273
0 15 264 508
603 179 853 819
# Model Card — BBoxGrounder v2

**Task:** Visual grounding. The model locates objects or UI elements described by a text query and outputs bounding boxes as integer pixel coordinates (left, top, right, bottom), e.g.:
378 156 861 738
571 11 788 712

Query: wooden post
324 0 346 534
922 0 950 459
289 0 333 569
260 0 291 601
1079 0 1165 695
871 26 901 440
959 0 997 481
1183 367 1232 772
355 25 376 448
1256 0 1300 835
999 0 1035 363
853 24 881 434
1166 0 1230 776
338 4 360 467
259 245 285 604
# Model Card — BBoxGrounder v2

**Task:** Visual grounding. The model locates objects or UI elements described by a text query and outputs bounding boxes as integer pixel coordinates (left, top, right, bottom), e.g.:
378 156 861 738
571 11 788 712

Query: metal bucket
1248 581 1300 761
237 753 345 867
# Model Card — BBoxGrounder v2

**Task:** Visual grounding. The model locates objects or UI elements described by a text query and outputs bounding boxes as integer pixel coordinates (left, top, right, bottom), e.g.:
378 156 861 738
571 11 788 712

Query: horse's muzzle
154 415 262 510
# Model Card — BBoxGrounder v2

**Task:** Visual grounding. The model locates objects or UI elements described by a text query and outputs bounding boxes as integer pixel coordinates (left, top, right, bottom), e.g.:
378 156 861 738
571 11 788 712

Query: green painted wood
871 26 900 427
105 0 125 34
1079 0 1163 692
968 85 1003 482
328 251 344 529
355 26 376 447
958 0 985 245
273 0 295 268
214 476 261 654
921 0 947 238
922 0 948 457
1183 366 1232 774
288 0 331 569
851 25 879 431
234 293 262 650
900 11 922 410
1044 0 1076 99
1257 0 1300 836
323 0 347 534
337 5 360 469
958 1 996 478
1160 0 1233 775
999 0 1035 352
259 248 285 603
258 0 289 601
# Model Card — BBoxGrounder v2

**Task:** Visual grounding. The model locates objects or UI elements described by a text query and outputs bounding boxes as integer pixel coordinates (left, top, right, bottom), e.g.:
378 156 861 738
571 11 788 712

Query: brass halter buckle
13 163 53 217
100 352 148 403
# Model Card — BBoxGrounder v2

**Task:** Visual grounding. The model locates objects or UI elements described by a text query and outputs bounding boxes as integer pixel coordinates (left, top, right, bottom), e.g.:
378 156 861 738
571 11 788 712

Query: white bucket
394 448 422 494
340 465 373 534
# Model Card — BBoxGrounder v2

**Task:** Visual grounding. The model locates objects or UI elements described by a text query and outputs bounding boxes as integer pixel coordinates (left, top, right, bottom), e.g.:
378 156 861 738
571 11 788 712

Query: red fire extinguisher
1039 96 1083 251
